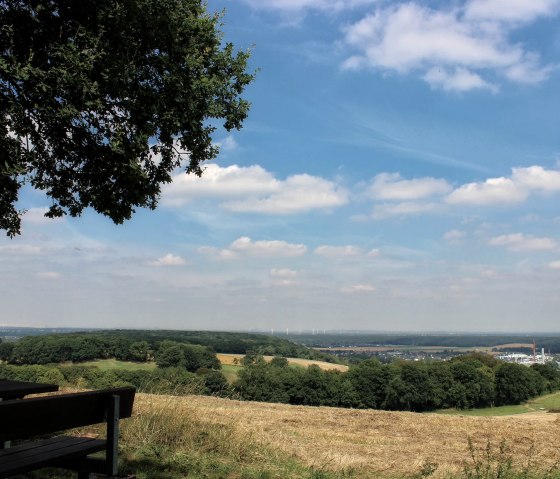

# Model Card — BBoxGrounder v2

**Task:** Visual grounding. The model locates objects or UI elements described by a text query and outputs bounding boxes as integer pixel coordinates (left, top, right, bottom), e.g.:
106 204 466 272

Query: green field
436 391 560 416
221 364 242 384
79 359 157 371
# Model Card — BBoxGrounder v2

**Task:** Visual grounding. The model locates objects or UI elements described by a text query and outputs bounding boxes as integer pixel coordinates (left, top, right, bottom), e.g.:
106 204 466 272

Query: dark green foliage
347 358 392 409
234 353 560 413
495 363 545 406
0 0 254 236
155 341 220 372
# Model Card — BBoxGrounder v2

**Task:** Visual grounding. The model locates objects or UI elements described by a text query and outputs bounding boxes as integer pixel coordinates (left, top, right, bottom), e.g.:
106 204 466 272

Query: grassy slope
14 391 560 479
111 394 560 478
437 391 560 417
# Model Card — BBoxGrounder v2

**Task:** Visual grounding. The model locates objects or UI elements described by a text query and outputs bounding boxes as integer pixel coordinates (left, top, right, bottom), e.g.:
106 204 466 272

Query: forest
2 330 560 413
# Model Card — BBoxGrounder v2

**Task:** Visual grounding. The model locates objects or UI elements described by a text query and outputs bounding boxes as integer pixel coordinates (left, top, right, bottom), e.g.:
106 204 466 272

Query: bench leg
77 465 93 479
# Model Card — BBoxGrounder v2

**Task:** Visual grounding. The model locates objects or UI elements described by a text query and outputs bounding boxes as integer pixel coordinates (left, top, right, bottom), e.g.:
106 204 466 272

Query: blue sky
2 0 560 332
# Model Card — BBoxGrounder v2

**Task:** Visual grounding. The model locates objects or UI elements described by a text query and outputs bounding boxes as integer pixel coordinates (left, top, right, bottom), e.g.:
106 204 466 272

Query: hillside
111 393 560 479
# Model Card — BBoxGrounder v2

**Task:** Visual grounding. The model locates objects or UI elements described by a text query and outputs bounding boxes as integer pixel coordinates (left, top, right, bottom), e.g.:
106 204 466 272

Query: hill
111 393 560 479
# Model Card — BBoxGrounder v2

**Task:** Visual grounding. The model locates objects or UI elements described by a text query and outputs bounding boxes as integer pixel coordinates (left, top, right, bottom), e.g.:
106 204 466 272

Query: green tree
1 0 254 236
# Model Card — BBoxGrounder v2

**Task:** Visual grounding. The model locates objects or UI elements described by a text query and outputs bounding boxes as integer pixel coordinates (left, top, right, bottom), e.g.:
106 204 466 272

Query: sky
2 0 560 333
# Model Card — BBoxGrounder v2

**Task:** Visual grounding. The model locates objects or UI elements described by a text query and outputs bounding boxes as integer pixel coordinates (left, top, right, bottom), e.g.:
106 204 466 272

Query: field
216 353 349 371
437 391 560 416
78 359 156 371
315 345 494 353
110 392 560 479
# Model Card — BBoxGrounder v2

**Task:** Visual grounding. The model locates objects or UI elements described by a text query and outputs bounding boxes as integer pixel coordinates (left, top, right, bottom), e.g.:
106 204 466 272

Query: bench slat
0 436 106 477
0 387 135 442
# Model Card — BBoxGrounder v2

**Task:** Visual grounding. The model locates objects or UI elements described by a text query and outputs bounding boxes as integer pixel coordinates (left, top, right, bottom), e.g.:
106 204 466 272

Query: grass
216 353 349 372
437 391 560 417
437 405 532 417
78 358 157 371
11 391 560 479
221 364 242 384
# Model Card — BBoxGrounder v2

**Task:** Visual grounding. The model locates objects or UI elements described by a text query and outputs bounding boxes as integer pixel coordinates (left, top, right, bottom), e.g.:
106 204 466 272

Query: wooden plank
0 380 59 400
0 387 135 442
0 436 106 477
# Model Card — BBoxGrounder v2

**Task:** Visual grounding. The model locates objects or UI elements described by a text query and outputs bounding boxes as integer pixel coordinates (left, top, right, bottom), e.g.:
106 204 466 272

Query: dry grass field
123 393 560 478
216 353 349 372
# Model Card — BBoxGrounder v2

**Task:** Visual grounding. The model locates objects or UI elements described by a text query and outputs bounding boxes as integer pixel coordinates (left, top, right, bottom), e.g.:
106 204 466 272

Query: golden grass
126 393 560 478
216 353 349 372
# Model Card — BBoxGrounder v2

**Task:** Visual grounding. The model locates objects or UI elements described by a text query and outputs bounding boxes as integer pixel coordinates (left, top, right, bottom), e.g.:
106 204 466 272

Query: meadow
73 392 560 479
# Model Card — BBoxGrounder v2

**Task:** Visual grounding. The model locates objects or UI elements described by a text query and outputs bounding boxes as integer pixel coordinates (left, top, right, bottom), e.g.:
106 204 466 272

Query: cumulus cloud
162 164 277 205
371 201 441 219
464 0 560 24
488 233 558 252
198 238 307 260
314 245 362 258
342 2 556 91
150 254 186 266
225 174 348 214
447 177 526 205
162 164 347 214
368 172 452 200
447 166 560 205
230 237 307 257
424 67 498 93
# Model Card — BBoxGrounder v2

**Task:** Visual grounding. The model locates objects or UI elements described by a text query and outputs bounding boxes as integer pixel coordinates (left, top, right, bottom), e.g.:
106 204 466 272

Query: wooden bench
0 387 135 478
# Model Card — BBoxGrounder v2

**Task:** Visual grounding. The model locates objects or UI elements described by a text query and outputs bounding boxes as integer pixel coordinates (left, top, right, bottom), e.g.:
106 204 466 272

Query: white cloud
548 260 560 269
224 174 348 214
162 165 347 214
371 201 441 219
465 0 560 24
368 172 452 200
270 268 299 286
215 135 238 153
444 229 466 242
239 0 375 13
424 67 498 93
0 244 43 255
447 166 560 206
230 237 307 257
340 284 376 293
270 268 299 278
342 2 556 91
367 248 380 257
314 245 362 258
36 271 61 280
197 246 238 261
511 166 560 191
150 254 186 266
446 177 527 205
488 233 558 252
162 164 278 206
23 207 65 224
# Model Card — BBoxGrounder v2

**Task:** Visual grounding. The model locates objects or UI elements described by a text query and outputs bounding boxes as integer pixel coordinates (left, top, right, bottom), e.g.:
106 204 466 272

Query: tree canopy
0 0 254 236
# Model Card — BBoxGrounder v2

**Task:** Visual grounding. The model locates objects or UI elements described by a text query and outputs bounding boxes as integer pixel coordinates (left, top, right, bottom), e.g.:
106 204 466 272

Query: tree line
235 353 560 411
0 330 337 365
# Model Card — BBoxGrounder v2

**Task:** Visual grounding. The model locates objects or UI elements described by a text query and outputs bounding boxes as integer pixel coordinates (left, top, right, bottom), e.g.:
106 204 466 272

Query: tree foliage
0 0 254 236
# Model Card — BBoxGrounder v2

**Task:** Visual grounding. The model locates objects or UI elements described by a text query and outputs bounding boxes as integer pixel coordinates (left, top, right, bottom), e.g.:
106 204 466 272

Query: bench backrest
0 387 135 442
